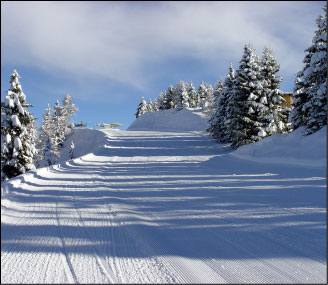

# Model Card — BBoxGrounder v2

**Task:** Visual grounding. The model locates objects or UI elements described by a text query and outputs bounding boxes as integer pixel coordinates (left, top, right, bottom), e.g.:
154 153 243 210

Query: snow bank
57 128 107 163
127 108 209 131
232 126 327 167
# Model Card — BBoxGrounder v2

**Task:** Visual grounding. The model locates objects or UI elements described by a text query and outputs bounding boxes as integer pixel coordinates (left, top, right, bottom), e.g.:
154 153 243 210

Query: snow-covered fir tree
53 100 67 148
301 5 327 134
166 85 175 109
1 69 37 180
213 79 223 101
69 141 75 159
289 70 309 130
147 98 154 112
175 81 189 110
135 97 148 118
172 82 180 108
289 5 327 134
153 98 159 111
226 44 266 149
260 47 290 135
204 83 214 111
207 64 235 141
62 93 79 134
158 85 175 110
37 104 59 167
197 80 207 109
157 91 166 110
187 81 198 108
43 136 57 166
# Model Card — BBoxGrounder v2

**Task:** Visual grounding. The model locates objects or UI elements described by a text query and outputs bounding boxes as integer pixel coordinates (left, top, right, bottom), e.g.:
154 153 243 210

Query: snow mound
57 128 107 163
232 126 327 167
127 108 209 131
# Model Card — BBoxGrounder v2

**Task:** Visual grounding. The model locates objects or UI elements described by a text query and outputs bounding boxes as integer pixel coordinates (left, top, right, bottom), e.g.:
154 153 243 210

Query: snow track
55 202 78 284
1 129 326 283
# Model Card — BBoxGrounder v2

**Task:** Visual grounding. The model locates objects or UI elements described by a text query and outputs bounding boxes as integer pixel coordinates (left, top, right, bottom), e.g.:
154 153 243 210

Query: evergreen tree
187 81 198 108
197 80 207 109
260 47 290 135
53 100 66 148
37 104 59 167
1 69 37 180
172 82 179 108
226 44 265 149
43 136 56 166
166 85 175 109
213 78 224 100
158 91 167 110
289 5 327 133
157 91 165 110
62 93 79 133
147 98 154 112
153 98 159 111
289 70 309 130
175 81 189 110
204 83 214 111
208 64 235 142
135 97 148 118
302 5 327 134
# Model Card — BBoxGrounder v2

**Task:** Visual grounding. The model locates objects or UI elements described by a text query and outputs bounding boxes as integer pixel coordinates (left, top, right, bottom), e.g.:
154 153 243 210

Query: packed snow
128 108 209 131
233 126 327 167
1 108 326 283
56 128 108 164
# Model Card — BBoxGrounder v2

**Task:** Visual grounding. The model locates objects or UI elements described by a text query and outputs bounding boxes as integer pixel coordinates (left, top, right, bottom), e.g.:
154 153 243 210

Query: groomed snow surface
1 108 327 284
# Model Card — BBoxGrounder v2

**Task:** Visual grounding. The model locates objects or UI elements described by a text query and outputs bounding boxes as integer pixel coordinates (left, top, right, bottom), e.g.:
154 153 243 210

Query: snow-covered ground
1 109 326 283
127 108 209 131
232 125 327 167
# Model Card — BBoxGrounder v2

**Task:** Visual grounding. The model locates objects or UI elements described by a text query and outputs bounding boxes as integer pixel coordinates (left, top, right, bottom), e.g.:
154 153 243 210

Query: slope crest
127 108 209 131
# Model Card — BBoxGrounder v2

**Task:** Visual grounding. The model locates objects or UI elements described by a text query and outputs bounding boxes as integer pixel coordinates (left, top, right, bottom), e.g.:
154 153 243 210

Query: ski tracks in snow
1 129 326 283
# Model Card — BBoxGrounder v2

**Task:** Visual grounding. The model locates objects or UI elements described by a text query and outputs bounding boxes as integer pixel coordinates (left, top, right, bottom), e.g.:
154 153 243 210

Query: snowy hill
127 107 326 167
232 126 327 167
1 108 326 284
57 128 108 163
127 108 209 131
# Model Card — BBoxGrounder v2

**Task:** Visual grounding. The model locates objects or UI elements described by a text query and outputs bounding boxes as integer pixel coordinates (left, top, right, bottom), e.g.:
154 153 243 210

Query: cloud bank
1 1 324 90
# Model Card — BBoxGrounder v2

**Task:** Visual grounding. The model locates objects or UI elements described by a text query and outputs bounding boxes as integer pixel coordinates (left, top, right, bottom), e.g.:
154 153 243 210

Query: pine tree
303 5 327 134
166 85 175 109
197 80 207 109
53 100 66 148
135 97 148 118
37 104 59 167
208 64 235 142
260 47 290 135
62 93 79 133
204 83 214 111
43 136 56 166
153 98 159 111
289 70 309 130
157 91 165 110
289 5 327 133
158 91 166 110
175 81 189 110
1 69 37 180
213 79 223 101
187 81 198 108
147 98 154 112
226 44 265 148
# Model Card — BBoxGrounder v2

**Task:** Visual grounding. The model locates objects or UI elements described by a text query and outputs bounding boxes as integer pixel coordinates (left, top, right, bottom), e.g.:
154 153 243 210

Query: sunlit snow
1 108 326 284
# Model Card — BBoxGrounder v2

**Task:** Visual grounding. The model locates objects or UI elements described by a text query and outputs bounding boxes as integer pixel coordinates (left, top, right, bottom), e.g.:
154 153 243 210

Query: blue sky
1 1 325 130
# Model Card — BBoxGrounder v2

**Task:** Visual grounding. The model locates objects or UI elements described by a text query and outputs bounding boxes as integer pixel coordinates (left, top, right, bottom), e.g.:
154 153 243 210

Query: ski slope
1 110 327 284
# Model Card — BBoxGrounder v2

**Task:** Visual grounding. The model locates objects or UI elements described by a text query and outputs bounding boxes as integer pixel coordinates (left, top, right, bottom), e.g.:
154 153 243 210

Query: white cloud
1 1 323 91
